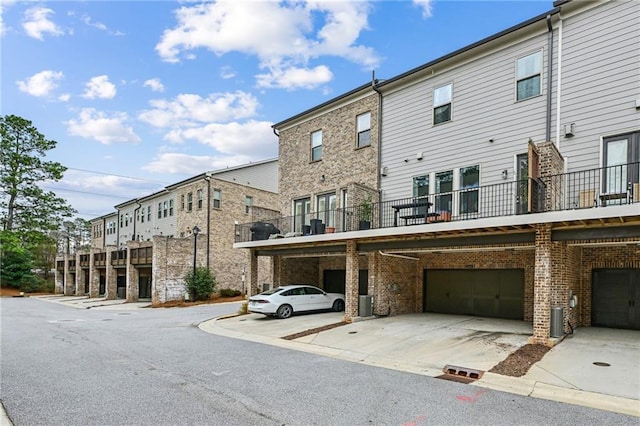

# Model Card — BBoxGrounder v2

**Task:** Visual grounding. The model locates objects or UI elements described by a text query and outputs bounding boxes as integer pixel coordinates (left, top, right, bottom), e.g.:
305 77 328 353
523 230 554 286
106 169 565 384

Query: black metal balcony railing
235 162 639 243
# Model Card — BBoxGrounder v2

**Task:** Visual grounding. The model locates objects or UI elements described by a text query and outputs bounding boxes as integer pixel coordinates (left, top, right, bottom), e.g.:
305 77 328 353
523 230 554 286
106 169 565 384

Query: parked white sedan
248 285 345 319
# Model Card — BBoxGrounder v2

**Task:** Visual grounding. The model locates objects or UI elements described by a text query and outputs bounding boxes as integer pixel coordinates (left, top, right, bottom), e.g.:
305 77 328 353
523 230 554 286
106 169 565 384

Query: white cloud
16 70 63 97
66 108 141 144
58 93 71 102
80 14 124 36
156 1 379 89
413 0 433 18
143 78 165 92
23 6 64 40
163 120 276 159
256 64 332 90
82 75 116 99
1 0 16 35
220 66 235 80
138 91 258 128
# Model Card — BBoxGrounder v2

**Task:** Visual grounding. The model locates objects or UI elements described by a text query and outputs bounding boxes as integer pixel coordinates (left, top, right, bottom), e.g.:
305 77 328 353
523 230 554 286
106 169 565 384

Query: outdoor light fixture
501 169 508 180
191 225 200 301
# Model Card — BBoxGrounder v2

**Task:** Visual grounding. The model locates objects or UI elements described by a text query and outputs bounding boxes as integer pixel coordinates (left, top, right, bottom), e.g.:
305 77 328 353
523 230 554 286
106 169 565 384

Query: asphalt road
1 298 637 426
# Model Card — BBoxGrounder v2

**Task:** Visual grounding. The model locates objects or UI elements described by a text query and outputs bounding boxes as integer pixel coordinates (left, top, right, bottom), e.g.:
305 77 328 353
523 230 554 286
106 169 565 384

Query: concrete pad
524 327 640 401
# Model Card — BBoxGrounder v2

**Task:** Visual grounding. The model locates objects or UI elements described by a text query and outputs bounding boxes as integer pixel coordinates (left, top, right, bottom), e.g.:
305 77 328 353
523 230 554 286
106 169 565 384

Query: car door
303 286 330 310
281 287 307 311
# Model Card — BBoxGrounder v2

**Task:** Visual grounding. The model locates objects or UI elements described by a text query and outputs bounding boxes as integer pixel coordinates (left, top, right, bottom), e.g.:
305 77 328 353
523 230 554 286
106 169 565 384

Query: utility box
117 287 126 299
550 306 564 338
359 295 373 317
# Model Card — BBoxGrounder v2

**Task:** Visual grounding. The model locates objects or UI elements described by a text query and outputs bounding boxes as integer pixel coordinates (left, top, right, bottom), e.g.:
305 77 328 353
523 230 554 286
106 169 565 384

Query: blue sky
1 0 554 220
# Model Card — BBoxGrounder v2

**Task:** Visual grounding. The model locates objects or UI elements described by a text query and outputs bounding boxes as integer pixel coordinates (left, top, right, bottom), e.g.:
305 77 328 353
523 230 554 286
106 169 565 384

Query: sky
1 0 555 220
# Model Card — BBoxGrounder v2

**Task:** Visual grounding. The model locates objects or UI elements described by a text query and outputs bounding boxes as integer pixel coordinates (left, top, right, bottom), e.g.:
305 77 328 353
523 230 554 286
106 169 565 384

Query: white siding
381 31 552 200
557 0 640 171
212 160 278 193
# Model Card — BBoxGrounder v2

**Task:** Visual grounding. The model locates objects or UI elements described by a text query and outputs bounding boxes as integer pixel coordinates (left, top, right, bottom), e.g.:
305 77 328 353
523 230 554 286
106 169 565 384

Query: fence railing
235 162 639 243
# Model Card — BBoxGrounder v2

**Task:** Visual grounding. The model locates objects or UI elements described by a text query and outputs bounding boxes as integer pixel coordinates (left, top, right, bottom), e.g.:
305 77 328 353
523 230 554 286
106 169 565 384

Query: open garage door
423 269 524 320
323 270 368 295
592 269 640 330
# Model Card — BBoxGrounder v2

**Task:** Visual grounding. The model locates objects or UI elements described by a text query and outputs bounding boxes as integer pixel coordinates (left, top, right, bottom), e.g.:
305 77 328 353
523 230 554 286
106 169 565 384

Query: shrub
184 267 216 301
219 288 242 297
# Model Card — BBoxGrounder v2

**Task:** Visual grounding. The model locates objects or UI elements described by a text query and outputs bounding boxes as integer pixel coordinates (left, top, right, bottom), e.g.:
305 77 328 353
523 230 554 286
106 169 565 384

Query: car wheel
276 304 293 319
332 299 345 312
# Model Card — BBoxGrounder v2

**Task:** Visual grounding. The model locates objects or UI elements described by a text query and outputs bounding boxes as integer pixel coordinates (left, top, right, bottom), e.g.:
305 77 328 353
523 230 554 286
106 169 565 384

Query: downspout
205 174 211 269
372 71 383 223
545 14 554 143
555 17 564 150
133 201 141 242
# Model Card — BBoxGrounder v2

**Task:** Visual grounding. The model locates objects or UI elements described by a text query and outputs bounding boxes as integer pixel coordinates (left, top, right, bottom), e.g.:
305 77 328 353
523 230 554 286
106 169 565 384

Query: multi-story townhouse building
56 159 279 304
235 0 640 345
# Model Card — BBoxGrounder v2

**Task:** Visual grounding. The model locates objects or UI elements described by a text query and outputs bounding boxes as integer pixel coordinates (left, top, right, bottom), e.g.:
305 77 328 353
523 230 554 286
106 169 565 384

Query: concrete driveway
202 312 640 417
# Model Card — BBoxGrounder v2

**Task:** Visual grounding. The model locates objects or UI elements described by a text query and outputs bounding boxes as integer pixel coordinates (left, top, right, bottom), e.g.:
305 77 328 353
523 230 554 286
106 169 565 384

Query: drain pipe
378 250 419 261
545 14 554 143
372 71 384 226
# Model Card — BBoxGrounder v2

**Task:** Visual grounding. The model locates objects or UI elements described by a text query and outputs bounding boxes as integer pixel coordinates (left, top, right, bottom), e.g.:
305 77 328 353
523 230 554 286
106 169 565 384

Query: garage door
592 269 640 330
323 270 368 295
423 269 524 320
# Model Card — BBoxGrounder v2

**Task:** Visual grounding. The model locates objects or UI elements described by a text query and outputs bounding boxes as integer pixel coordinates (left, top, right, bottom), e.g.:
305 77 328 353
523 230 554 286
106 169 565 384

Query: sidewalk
34 295 151 310
200 312 640 417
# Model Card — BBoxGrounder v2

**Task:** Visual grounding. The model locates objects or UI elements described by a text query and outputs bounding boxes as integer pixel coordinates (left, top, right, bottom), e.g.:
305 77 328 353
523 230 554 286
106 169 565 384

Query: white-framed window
213 189 221 209
316 193 337 227
433 83 452 125
187 192 193 211
147 206 151 222
245 196 253 214
435 170 453 212
169 200 174 216
197 189 203 209
163 201 168 218
311 130 322 161
293 197 311 233
516 51 542 101
356 112 371 148
157 203 162 219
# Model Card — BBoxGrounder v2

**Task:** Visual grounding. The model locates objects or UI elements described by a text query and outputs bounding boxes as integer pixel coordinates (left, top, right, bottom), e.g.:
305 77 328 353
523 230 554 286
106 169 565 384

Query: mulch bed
282 322 348 340
489 344 551 377
152 295 246 308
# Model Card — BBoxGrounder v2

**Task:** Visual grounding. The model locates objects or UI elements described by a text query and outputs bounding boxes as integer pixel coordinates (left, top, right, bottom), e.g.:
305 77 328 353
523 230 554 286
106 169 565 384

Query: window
516 51 542 101
139 209 143 223
459 165 479 215
317 193 336 227
124 213 129 227
433 84 452 125
245 196 253 214
311 130 322 161
169 200 174 216
147 206 151 222
180 194 185 210
163 201 168 218
304 286 324 295
356 112 371 148
157 203 162 219
293 198 311 233
213 189 221 209
197 189 203 209
187 192 193 211
435 170 453 212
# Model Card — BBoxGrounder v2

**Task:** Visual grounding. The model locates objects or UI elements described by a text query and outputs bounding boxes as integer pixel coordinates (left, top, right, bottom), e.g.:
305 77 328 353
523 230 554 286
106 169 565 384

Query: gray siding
138 192 178 241
557 0 640 171
213 160 278 193
381 31 552 201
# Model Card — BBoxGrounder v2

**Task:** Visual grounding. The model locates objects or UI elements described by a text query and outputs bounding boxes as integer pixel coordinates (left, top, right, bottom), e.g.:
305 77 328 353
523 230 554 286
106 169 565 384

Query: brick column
271 255 281 287
126 261 139 303
63 255 74 295
533 224 553 344
106 250 117 300
248 249 258 297
88 249 100 298
344 240 358 320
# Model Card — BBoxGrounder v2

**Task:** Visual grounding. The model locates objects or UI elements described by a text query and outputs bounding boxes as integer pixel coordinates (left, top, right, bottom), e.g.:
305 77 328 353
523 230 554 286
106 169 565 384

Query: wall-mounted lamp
380 166 388 177
563 123 575 138
416 152 423 161
489 138 495 143
389 282 400 294
501 169 508 180
320 174 325 182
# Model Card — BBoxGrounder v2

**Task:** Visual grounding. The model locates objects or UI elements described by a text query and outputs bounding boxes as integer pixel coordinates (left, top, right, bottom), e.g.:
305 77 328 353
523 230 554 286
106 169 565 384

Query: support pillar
248 249 258 297
345 240 358 321
126 261 139 303
105 250 117 300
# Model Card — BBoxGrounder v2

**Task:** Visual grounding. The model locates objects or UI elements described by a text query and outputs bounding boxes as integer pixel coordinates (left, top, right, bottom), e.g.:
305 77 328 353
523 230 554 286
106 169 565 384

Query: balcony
235 162 639 243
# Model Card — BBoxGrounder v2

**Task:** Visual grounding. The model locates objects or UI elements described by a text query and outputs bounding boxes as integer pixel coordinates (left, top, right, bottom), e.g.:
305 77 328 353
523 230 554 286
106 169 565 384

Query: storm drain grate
439 364 484 382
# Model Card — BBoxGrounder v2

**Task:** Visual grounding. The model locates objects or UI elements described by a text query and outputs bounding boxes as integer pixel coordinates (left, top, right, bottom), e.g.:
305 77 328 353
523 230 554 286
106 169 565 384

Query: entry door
99 275 106 296
84 270 90 294
139 276 151 299
516 153 528 214
592 269 640 330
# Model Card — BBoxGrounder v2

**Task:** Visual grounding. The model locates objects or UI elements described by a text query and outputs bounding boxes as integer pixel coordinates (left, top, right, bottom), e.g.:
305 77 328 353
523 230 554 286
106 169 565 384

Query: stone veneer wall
278 93 379 216
152 235 206 304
